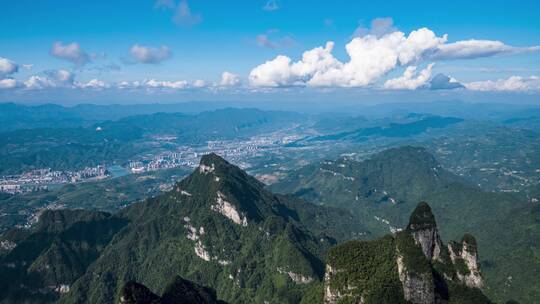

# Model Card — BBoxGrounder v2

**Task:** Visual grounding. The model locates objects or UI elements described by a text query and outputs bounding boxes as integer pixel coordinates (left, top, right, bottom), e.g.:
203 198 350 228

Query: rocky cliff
323 202 491 304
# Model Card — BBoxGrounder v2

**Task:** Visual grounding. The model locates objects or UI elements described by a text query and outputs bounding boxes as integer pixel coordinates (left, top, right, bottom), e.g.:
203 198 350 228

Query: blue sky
1 0 540 104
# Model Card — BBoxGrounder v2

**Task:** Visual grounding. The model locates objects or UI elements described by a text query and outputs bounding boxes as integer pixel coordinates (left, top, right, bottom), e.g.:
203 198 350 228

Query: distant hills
0 107 305 174
309 115 463 142
271 146 539 303
0 153 492 303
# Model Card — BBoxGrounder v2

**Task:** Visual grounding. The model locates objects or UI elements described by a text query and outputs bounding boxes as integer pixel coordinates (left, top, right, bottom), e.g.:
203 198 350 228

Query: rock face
406 202 443 262
323 202 491 304
448 234 484 289
396 254 434 304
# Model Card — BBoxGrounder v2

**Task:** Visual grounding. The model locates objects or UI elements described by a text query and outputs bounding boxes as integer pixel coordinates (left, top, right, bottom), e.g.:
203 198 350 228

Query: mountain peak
200 153 228 167
406 201 437 231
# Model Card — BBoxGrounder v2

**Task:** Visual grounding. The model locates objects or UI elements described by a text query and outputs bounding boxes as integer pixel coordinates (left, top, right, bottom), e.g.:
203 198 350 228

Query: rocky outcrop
406 202 443 262
323 265 359 304
448 234 484 289
323 202 491 304
396 254 434 304
210 191 248 226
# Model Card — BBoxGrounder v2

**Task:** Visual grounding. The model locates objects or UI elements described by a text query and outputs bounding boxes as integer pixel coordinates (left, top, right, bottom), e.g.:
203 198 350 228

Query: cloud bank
249 25 540 89
465 76 540 92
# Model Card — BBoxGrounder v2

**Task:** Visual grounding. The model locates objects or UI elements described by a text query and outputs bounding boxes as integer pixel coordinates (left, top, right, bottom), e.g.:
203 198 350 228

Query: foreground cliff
119 276 227 304
323 202 491 304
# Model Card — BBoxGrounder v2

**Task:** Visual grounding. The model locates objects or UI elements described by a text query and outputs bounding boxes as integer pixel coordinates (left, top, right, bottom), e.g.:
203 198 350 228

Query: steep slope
58 154 366 304
0 209 127 303
119 276 227 304
271 146 537 303
323 202 491 304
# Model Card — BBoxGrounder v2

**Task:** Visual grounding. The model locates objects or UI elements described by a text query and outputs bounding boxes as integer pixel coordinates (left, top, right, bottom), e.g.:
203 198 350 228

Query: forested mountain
271 146 538 303
0 153 494 303
0 154 365 303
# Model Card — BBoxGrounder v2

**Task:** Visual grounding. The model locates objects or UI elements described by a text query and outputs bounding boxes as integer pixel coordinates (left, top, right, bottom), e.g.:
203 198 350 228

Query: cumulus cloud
0 57 19 76
24 75 58 90
465 75 540 92
220 71 241 86
50 42 90 66
0 78 19 89
75 79 110 89
250 28 445 87
22 69 76 90
384 64 434 90
263 0 279 11
353 17 397 38
429 73 464 90
44 69 75 85
130 44 172 64
249 23 540 89
145 79 190 89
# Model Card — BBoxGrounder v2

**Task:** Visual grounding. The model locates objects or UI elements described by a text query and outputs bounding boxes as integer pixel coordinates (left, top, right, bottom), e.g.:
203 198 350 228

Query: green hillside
271 146 538 303
0 154 367 304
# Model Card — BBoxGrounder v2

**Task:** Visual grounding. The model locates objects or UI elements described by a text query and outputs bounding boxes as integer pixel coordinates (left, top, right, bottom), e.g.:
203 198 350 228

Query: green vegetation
395 231 432 277
0 167 190 232
0 153 368 303
327 236 406 304
324 202 491 304
0 209 127 303
271 146 539 303
406 201 437 230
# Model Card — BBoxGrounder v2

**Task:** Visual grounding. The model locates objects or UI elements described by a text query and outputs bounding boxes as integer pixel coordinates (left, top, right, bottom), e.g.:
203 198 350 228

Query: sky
1 0 540 105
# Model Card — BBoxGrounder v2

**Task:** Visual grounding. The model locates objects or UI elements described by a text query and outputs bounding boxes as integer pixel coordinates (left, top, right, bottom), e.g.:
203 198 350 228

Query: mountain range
271 146 538 303
0 152 493 303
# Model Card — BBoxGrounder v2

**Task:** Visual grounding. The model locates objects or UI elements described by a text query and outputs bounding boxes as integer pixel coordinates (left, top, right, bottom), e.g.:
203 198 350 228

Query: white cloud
130 44 172 64
44 69 75 85
384 64 434 90
353 17 397 38
0 57 19 76
50 42 90 65
432 40 540 60
24 76 57 90
220 71 241 86
250 28 445 87
117 80 143 90
75 79 110 89
145 79 189 89
172 0 202 27
429 73 464 90
0 78 19 89
249 23 540 89
465 76 540 92
263 0 279 11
